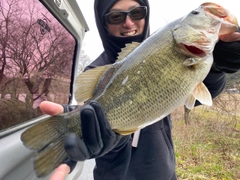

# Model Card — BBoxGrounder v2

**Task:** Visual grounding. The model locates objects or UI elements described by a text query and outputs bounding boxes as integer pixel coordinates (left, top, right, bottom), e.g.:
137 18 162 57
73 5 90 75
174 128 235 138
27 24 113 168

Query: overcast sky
77 0 240 60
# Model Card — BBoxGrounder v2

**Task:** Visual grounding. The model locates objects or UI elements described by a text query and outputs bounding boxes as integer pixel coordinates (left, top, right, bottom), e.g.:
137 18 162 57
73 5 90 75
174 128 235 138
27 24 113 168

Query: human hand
219 31 240 42
40 101 123 179
213 31 240 73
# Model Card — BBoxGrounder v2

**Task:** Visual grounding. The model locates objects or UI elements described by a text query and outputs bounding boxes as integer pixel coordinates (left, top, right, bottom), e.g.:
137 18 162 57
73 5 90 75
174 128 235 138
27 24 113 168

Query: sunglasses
104 6 147 25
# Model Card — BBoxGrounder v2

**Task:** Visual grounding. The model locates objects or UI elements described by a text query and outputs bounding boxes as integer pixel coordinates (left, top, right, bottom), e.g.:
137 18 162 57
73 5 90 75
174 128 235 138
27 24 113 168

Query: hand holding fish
40 100 124 179
213 30 240 73
64 101 123 161
219 31 240 42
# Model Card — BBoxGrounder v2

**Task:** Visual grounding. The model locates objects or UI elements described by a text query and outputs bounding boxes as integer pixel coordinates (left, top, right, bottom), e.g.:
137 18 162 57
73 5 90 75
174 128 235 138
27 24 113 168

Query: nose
123 16 135 27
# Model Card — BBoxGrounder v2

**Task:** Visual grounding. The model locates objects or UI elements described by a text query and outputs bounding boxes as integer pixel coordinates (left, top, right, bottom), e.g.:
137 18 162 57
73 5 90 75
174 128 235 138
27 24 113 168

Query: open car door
0 0 89 179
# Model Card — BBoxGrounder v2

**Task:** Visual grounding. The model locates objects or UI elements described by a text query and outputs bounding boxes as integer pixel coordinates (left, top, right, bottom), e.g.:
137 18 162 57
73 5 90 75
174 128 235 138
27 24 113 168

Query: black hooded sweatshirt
85 0 227 179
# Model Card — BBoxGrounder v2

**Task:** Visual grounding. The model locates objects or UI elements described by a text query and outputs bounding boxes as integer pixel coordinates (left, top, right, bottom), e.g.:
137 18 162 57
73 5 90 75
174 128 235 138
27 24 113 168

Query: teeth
122 31 136 36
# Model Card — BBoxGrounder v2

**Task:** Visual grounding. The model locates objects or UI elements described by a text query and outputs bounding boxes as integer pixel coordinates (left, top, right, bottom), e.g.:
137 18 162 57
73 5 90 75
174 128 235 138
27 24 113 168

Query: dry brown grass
171 93 240 179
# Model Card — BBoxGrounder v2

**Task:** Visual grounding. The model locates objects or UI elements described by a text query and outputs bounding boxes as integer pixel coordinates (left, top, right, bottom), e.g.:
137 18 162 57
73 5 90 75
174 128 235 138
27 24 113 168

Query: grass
172 102 240 180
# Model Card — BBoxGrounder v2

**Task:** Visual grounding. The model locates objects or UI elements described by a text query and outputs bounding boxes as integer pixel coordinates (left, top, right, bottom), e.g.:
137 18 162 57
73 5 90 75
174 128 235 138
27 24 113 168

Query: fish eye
191 10 199 15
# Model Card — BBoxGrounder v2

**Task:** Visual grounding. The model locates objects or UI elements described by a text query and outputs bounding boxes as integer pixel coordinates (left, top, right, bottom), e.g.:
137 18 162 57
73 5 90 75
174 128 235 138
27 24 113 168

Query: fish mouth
183 44 206 57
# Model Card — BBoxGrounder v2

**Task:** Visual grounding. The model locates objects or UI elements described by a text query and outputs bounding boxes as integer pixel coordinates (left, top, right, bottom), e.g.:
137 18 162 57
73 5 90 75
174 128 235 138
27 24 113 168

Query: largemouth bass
21 2 239 177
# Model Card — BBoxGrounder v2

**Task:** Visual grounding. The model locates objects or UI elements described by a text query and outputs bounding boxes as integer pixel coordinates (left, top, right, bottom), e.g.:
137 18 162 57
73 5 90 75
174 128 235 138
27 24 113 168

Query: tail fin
33 136 67 177
21 112 80 177
21 115 67 151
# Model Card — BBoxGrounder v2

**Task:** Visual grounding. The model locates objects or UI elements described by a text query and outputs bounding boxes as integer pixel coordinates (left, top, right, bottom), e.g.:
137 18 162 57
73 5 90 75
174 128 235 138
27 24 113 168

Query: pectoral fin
183 57 205 66
185 94 196 109
185 82 212 109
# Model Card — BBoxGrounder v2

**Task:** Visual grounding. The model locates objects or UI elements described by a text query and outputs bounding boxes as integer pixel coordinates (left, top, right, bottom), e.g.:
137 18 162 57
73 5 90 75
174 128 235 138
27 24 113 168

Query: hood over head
94 0 150 63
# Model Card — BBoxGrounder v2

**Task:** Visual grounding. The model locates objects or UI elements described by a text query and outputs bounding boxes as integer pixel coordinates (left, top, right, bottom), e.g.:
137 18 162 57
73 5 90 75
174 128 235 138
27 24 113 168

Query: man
44 0 240 179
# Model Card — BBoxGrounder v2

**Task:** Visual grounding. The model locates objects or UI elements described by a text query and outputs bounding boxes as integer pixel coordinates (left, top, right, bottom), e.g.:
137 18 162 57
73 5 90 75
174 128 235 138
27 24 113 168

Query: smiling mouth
121 30 137 36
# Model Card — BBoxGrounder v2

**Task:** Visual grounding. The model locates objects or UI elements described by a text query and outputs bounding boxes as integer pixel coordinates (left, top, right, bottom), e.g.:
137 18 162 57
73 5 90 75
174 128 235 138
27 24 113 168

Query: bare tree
0 0 75 108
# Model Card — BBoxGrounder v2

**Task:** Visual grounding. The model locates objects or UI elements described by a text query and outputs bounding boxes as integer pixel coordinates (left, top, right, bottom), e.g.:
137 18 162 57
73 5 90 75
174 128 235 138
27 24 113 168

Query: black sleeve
203 69 226 99
84 52 112 71
212 40 240 73
195 69 226 106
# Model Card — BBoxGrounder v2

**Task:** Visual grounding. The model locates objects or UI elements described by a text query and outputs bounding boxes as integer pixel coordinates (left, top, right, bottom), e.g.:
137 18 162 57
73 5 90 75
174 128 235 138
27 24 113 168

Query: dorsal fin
74 65 111 103
116 42 140 62
185 82 212 109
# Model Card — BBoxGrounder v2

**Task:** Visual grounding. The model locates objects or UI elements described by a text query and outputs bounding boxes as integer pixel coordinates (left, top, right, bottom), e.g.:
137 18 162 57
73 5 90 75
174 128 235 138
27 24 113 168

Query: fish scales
95 21 208 131
20 2 239 177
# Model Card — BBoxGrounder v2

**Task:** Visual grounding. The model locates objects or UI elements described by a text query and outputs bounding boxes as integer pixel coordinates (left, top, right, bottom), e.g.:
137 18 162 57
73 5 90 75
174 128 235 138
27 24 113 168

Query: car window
0 0 76 131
